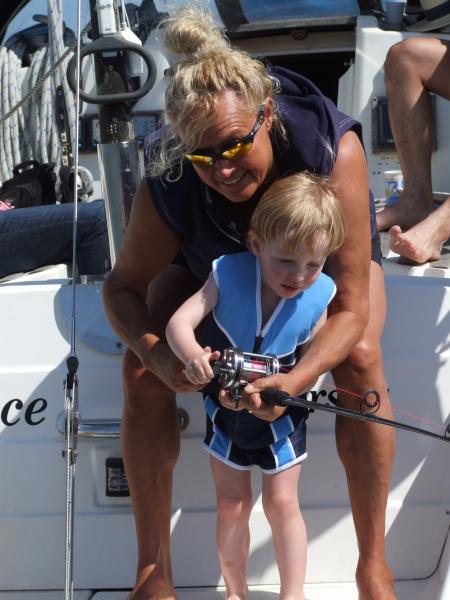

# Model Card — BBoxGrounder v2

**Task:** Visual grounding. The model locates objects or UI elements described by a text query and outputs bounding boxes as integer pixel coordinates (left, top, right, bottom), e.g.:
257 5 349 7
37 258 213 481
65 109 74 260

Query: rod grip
260 388 291 407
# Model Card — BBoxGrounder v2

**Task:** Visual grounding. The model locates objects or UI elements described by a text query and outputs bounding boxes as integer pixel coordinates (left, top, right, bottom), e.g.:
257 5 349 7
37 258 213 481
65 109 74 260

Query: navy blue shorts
202 395 308 474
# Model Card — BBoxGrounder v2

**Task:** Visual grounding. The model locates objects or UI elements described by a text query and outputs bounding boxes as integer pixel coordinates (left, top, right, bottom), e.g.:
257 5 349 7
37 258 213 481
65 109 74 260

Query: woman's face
185 91 276 203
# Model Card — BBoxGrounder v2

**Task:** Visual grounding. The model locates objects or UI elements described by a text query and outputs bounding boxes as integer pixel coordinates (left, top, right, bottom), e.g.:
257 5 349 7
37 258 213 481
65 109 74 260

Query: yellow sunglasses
185 108 265 166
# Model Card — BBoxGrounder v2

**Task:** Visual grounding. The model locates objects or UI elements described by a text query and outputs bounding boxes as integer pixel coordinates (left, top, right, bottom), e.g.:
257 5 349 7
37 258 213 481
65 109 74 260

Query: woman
102 8 396 600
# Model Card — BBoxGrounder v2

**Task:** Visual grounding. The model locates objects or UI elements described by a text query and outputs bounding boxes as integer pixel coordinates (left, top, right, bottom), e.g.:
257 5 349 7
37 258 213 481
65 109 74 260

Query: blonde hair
147 7 283 181
250 173 346 256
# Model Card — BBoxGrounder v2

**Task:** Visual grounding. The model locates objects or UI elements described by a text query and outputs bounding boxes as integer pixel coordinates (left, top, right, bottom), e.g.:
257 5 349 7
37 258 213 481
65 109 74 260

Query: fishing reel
212 347 279 405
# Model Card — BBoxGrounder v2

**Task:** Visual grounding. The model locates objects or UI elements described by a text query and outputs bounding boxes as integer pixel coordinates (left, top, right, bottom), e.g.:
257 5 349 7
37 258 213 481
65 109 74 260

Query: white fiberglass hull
0 256 448 599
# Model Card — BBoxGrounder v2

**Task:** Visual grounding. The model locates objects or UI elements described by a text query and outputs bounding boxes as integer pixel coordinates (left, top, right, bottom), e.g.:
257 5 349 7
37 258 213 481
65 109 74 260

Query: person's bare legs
331 262 396 600
377 38 450 239
122 266 200 600
209 457 253 600
262 464 306 600
389 198 450 263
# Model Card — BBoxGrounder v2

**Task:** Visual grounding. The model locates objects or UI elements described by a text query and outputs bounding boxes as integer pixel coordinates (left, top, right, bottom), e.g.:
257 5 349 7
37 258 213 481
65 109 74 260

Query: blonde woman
103 8 396 600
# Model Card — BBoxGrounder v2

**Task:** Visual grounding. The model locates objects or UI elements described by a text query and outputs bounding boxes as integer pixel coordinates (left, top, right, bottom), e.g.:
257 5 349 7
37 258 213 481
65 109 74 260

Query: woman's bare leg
332 262 396 600
262 465 306 600
122 266 200 600
210 457 253 600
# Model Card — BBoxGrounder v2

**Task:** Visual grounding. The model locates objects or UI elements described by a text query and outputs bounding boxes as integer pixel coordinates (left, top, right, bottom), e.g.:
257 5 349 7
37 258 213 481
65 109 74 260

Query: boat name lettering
300 388 338 404
1 398 48 427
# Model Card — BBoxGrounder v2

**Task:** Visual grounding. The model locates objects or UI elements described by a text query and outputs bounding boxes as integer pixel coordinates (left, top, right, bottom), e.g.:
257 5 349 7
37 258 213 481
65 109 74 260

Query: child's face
249 234 327 299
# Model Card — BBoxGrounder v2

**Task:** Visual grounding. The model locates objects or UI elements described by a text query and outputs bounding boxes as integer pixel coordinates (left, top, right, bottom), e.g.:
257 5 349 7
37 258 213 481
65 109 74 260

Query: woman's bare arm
245 130 371 402
288 129 371 390
102 177 185 385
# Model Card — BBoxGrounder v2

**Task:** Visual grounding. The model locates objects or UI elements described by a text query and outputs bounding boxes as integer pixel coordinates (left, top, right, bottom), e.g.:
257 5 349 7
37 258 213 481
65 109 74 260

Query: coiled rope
0 0 89 184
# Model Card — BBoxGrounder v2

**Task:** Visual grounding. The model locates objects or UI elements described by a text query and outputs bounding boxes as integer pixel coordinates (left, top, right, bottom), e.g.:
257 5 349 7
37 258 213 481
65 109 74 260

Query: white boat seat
0 263 70 283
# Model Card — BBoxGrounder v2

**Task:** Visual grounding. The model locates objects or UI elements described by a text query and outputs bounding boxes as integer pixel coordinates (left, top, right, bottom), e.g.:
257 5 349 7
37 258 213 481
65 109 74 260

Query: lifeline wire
64 0 82 597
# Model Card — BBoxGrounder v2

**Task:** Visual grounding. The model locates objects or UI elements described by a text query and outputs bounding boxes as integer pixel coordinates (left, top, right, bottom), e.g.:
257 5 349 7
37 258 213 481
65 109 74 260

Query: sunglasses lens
185 154 214 166
222 141 253 160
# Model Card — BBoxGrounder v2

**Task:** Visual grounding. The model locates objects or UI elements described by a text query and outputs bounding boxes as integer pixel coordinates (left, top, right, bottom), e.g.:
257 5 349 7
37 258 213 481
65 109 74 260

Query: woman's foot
356 559 397 600
126 569 177 600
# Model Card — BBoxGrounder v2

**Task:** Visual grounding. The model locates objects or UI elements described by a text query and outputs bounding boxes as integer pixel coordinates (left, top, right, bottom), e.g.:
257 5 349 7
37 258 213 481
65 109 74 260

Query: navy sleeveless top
145 66 377 283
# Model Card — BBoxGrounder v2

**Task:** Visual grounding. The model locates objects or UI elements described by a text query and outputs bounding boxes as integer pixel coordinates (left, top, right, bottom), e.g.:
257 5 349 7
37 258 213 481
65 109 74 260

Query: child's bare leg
210 457 253 600
262 464 306 600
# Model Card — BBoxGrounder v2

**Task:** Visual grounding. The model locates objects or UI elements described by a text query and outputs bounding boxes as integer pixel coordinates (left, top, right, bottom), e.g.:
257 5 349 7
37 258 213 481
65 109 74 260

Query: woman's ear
247 230 262 256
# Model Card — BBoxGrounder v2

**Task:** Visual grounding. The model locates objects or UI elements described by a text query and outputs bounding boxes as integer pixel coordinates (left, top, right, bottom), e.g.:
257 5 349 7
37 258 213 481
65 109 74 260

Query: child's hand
184 347 221 385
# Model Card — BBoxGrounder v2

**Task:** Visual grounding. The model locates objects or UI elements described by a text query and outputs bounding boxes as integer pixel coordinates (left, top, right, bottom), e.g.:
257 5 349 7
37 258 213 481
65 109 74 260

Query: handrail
57 413 120 438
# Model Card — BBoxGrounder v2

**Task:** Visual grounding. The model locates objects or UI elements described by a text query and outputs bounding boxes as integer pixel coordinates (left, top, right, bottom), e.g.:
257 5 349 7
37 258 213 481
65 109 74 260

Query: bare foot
356 560 397 600
388 196 450 265
376 192 433 232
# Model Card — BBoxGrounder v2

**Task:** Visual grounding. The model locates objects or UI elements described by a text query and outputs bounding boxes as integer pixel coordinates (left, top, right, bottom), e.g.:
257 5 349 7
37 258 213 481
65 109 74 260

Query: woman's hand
240 373 299 422
184 347 221 385
218 386 250 412
142 340 202 393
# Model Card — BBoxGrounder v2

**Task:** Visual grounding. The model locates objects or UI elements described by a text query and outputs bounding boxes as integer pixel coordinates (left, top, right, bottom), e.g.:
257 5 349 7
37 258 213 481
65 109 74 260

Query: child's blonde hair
250 173 346 256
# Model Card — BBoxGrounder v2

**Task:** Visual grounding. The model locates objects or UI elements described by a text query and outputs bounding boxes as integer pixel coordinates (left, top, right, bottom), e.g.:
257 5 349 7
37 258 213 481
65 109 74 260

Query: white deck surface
0 578 443 599
89 579 440 599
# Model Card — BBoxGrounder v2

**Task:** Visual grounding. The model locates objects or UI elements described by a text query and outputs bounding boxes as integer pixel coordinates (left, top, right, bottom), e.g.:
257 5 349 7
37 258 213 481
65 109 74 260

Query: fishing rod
212 347 450 443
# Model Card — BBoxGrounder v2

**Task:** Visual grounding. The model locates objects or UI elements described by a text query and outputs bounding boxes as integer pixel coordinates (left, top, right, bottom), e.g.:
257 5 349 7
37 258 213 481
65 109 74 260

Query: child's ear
247 230 262 256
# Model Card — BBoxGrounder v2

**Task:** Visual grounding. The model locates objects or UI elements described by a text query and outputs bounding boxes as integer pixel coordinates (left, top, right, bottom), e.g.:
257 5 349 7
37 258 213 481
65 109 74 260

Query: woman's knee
338 336 383 378
122 348 175 413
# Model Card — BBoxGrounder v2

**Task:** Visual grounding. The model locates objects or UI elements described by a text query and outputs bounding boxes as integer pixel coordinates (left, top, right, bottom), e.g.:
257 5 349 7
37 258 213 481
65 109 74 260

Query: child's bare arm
166 275 220 384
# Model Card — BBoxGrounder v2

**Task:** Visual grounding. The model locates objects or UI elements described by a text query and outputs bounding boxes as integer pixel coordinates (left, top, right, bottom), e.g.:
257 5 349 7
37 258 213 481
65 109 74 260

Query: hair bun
162 8 228 59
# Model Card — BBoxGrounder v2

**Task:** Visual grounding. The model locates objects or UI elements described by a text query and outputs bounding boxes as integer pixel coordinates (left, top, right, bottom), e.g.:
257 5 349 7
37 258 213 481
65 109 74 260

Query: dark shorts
202 395 308 474
371 229 383 267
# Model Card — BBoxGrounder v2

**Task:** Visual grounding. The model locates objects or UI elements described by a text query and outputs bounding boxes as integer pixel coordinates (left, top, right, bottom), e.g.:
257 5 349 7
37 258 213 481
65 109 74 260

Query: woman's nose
214 158 237 176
